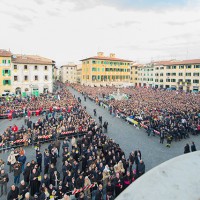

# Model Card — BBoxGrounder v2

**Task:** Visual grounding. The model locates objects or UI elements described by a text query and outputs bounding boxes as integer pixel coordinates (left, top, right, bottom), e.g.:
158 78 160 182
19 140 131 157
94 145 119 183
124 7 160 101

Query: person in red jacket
12 125 18 133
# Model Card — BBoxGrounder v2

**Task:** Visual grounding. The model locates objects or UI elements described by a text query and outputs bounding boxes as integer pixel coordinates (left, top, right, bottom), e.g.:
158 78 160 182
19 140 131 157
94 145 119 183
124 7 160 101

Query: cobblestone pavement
0 88 200 199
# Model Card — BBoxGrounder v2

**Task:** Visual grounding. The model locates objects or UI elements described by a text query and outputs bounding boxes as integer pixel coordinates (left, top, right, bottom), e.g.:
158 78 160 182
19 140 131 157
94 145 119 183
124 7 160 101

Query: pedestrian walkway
68 87 200 171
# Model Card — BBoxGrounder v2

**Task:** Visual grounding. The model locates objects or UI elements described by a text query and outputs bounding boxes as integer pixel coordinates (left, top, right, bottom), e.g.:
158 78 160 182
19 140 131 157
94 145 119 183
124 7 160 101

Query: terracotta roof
80 56 132 62
0 49 12 57
154 59 200 66
12 54 55 65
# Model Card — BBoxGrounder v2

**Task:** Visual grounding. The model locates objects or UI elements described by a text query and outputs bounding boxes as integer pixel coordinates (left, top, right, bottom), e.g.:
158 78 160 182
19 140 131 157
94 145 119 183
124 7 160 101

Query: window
14 65 17 70
194 65 200 68
155 79 158 82
179 65 184 69
185 79 191 83
34 66 38 70
166 73 170 76
166 66 171 69
160 67 164 70
2 70 11 76
24 65 28 70
44 75 48 81
178 73 183 76
35 76 38 81
92 67 96 72
160 73 163 76
171 79 176 82
14 76 18 81
2 60 6 64
193 79 199 83
186 65 191 69
24 76 28 81
172 66 176 69
193 73 199 76
92 60 96 64
3 80 11 85
186 73 191 76
172 73 176 76
44 66 48 70
178 79 183 83
160 79 163 82
166 79 170 82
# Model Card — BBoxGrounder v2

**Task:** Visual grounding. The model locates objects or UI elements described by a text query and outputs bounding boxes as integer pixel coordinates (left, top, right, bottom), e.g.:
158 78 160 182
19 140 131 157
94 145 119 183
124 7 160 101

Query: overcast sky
1 0 200 65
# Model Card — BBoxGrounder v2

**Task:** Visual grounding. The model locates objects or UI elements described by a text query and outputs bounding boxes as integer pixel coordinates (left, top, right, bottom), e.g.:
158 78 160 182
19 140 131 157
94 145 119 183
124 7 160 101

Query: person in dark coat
18 154 27 172
7 185 19 200
36 151 42 172
30 169 40 196
50 152 57 166
19 180 29 199
76 174 84 189
41 174 50 188
13 162 22 185
23 162 31 185
0 169 9 196
123 171 132 190
95 184 103 200
137 160 145 177
191 142 197 152
184 143 190 154
106 181 115 200
44 152 50 174
114 173 123 197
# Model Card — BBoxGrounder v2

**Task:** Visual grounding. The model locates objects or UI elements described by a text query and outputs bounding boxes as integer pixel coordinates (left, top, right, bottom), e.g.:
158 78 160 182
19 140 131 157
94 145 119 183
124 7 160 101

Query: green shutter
8 60 10 64
2 60 4 64
9 80 11 85
2 70 5 76
3 80 5 85
8 70 11 76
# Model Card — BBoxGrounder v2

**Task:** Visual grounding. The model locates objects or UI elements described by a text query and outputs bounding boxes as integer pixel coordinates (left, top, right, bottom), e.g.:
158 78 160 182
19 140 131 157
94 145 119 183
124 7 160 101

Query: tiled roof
12 54 55 65
154 59 200 66
0 49 12 57
80 56 132 62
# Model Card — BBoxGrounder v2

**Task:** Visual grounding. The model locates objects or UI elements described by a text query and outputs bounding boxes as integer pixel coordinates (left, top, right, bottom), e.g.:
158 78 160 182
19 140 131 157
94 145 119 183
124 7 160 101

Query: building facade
11 54 55 96
0 49 12 95
60 63 77 83
152 59 200 92
137 63 154 87
81 52 132 86
76 64 82 84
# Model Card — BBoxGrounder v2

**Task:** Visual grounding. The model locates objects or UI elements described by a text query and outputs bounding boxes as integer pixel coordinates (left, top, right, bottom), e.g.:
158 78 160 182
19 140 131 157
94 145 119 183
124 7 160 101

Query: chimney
110 53 115 58
97 52 104 57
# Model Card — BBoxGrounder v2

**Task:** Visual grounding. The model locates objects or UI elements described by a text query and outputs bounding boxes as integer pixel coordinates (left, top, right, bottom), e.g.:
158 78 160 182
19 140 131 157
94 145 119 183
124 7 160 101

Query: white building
11 54 55 97
60 63 77 83
137 63 154 87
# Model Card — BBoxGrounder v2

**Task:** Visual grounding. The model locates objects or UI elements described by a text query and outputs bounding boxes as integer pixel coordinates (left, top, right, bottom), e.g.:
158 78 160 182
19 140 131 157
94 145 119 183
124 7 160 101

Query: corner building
0 49 12 94
11 54 55 96
81 52 132 86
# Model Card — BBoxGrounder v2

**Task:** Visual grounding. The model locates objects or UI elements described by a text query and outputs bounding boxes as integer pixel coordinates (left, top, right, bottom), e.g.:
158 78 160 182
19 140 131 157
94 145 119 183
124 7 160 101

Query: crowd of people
0 83 145 200
71 84 200 145
0 86 92 148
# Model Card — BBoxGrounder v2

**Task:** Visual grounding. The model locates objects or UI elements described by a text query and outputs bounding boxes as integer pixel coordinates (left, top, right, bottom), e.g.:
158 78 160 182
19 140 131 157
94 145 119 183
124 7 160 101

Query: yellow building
0 49 12 95
152 59 200 92
130 63 141 86
81 52 132 86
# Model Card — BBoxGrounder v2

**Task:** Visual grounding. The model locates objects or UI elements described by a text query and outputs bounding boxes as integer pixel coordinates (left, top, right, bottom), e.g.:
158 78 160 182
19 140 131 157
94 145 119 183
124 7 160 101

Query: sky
1 0 200 66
